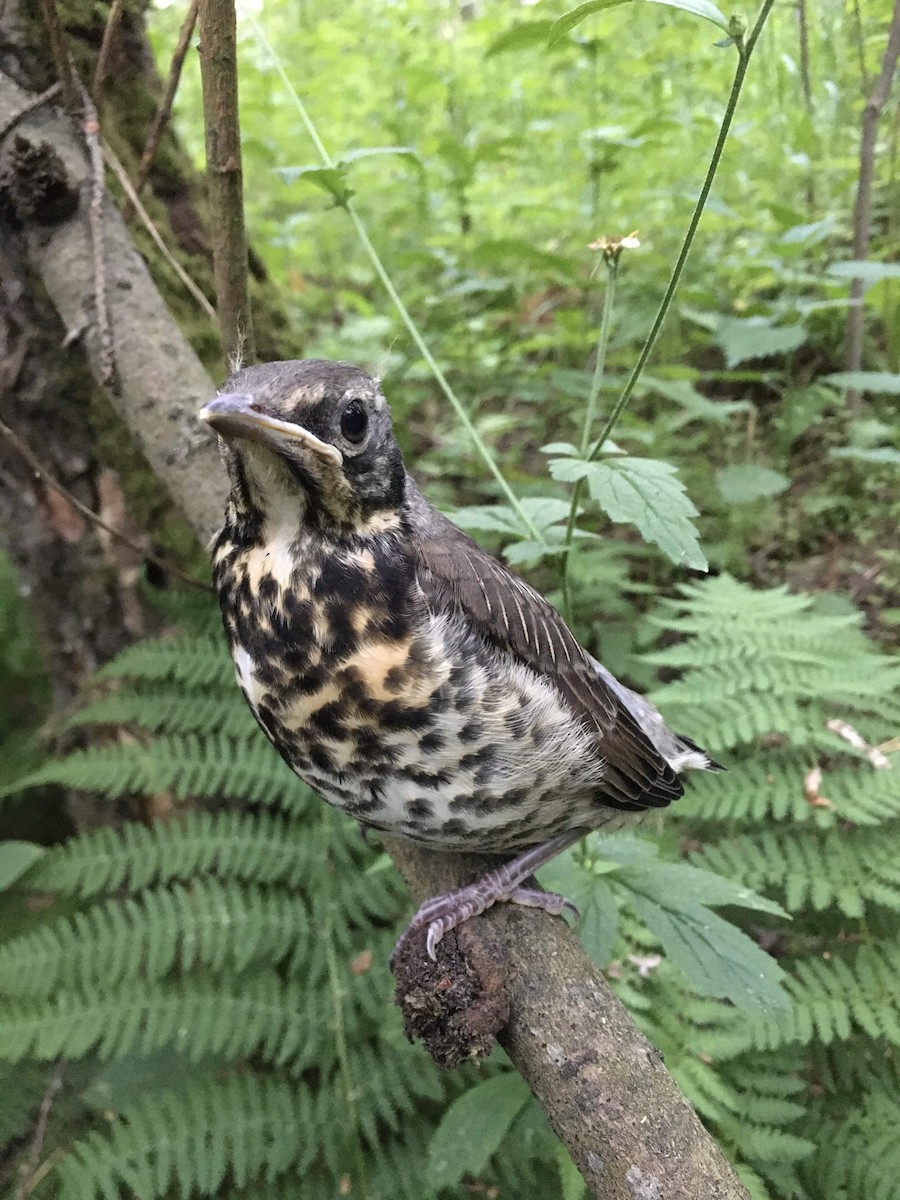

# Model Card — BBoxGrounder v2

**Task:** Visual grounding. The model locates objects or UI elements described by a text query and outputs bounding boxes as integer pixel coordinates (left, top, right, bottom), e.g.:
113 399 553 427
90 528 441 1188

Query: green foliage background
1 0 898 1197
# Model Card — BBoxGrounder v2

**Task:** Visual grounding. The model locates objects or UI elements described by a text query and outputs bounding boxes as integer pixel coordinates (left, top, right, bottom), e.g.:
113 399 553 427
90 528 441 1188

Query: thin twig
102 138 219 324
0 81 61 143
0 418 214 593
198 0 255 366
14 1060 65 1200
76 79 117 389
129 0 200 208
844 0 900 408
92 0 126 99
36 0 79 113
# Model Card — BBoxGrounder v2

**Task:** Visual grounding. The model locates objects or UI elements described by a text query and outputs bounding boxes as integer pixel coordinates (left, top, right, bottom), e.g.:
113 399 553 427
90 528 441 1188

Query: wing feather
407 490 682 813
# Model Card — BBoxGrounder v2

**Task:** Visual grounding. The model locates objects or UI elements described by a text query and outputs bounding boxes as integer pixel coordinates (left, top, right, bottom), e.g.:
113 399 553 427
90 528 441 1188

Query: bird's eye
340 399 368 445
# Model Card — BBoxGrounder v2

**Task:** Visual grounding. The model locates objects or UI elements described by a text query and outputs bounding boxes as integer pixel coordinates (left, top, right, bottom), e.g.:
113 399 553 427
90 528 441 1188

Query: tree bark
845 0 900 407
0 68 749 1200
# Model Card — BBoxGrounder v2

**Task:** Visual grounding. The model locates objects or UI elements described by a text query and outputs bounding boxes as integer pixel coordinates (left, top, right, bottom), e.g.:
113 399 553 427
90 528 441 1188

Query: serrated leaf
628 862 789 919
550 0 728 46
277 164 352 205
715 318 807 368
486 20 559 56
824 372 900 395
716 465 790 503
0 841 44 891
550 457 707 570
539 853 621 966
627 893 788 1013
428 1073 531 1188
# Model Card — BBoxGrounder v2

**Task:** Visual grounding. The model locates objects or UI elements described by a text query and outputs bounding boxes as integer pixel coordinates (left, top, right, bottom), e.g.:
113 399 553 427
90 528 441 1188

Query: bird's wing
408 495 683 813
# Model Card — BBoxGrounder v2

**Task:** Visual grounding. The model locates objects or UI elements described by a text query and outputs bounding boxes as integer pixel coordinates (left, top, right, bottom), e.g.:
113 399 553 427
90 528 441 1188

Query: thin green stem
251 18 545 545
585 0 775 464
561 258 619 622
580 260 619 457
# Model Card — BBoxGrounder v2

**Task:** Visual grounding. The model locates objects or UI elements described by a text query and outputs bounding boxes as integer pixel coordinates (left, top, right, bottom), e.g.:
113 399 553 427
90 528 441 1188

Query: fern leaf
96 634 233 688
57 1073 317 1200
0 880 309 996
23 811 317 896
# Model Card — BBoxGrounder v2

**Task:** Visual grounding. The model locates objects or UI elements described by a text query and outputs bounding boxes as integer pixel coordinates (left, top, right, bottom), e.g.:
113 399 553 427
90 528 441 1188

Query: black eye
340 399 368 444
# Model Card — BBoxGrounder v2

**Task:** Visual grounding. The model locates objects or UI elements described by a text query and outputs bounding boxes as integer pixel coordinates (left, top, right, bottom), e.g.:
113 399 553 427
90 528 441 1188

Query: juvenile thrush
200 360 717 959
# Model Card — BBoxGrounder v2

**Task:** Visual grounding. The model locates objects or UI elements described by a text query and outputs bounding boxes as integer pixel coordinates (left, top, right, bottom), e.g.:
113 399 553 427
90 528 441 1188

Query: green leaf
627 892 788 1013
428 1073 531 1188
277 164 352 205
539 853 621 966
830 446 900 466
629 862 789 919
550 0 632 44
0 841 44 891
549 456 707 571
486 20 560 56
556 1142 587 1200
827 260 900 284
715 317 807 368
550 0 729 46
824 372 900 395
716 465 790 503
338 145 423 171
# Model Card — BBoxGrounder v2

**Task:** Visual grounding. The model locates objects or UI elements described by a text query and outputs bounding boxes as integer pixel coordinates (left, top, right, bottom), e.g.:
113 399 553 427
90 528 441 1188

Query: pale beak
199 393 342 464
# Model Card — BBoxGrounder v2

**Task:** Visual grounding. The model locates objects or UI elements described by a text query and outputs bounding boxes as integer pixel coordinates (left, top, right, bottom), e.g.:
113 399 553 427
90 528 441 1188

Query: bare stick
198 0 255 366
14 1060 65 1200
92 0 126 99
0 417 214 593
102 137 219 324
845 0 900 408
130 0 200 208
77 80 116 388
37 0 78 113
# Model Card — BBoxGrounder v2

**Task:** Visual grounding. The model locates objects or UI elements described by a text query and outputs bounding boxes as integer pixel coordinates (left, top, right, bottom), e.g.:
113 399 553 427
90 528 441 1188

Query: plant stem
580 259 619 457
561 258 618 621
585 0 776 465
250 18 545 545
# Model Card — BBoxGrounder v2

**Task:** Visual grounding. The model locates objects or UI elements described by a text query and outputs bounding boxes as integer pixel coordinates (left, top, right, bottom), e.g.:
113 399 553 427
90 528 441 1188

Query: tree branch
0 70 749 1200
845 0 900 407
198 0 254 366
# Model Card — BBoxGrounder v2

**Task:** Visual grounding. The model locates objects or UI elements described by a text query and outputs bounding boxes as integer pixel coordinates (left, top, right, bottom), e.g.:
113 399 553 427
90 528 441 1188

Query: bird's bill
199 393 342 465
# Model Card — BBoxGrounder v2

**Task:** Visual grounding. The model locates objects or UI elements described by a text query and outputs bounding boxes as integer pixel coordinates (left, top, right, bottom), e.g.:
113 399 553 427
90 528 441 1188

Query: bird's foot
391 832 583 964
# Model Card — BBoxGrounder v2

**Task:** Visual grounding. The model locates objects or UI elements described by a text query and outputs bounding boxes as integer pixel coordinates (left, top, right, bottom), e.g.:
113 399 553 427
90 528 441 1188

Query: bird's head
200 359 405 533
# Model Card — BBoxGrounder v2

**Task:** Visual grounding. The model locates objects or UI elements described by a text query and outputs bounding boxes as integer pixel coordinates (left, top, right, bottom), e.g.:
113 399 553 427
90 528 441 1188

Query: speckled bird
200 360 717 959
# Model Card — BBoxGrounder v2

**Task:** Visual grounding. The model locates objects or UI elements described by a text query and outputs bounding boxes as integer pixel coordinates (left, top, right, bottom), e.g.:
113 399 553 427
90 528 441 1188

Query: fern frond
679 754 900 826
0 881 309 996
802 1089 900 1200
697 827 900 917
57 1073 317 1200
96 634 233 688
0 973 312 1064
67 684 256 738
699 943 900 1058
2 733 313 812
23 811 315 896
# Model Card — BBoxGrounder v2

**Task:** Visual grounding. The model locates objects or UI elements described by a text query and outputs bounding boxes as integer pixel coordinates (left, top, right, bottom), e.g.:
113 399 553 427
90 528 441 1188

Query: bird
200 359 718 961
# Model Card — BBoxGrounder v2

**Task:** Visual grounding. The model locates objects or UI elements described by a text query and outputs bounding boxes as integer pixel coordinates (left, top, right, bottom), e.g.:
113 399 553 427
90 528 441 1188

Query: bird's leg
393 830 584 962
